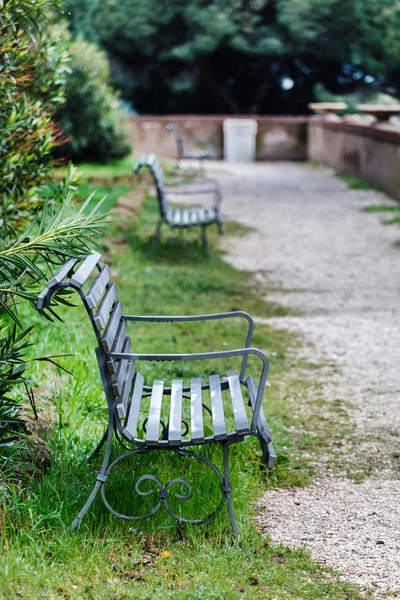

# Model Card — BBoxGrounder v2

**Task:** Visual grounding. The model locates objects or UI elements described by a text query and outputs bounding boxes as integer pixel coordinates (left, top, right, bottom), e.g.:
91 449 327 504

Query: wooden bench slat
112 337 131 395
190 377 204 442
86 265 111 309
94 283 118 330
123 371 144 441
101 301 123 352
227 370 249 434
46 258 78 288
168 379 183 445
70 252 101 288
198 209 206 223
116 360 134 419
190 210 198 225
209 374 226 440
145 380 164 443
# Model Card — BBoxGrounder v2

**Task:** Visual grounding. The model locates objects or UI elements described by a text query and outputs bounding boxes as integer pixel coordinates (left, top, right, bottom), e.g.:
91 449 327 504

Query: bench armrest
166 187 221 209
111 347 268 434
123 311 253 377
165 178 219 189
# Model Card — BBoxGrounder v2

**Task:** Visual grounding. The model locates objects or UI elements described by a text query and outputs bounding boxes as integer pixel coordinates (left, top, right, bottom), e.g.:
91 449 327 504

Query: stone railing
308 118 400 201
131 115 308 161
129 113 400 201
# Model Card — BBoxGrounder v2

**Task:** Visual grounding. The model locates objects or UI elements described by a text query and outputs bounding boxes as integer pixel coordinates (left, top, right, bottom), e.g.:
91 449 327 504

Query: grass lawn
0 178 371 599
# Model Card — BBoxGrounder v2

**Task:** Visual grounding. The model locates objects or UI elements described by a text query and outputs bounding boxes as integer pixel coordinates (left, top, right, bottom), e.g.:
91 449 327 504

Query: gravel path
204 161 400 597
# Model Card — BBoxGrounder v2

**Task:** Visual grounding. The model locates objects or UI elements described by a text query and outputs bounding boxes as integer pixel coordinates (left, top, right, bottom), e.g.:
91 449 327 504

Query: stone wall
131 115 308 161
308 119 400 201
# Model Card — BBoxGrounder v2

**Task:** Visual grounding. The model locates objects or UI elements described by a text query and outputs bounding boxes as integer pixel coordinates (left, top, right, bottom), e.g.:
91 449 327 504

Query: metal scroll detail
100 448 225 524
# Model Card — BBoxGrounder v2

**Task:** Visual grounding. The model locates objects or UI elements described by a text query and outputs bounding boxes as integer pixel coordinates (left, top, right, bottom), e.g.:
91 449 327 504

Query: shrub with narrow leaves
0 0 104 449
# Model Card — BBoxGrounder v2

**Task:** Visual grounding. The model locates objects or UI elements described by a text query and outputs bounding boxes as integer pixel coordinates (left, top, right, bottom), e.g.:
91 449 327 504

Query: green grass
362 203 400 225
336 172 377 190
76 182 132 213
0 183 372 599
74 155 134 180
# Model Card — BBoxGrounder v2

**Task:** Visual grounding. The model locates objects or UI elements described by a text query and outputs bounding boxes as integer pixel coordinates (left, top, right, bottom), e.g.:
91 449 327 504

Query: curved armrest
123 311 253 376
165 178 220 189
111 347 268 433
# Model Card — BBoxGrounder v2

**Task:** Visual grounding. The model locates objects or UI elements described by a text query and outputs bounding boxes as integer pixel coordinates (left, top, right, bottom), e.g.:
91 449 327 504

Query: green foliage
56 33 131 162
64 0 400 114
0 0 104 448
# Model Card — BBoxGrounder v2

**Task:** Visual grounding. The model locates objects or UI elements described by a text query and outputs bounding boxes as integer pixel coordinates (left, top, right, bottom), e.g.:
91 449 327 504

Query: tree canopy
64 0 400 114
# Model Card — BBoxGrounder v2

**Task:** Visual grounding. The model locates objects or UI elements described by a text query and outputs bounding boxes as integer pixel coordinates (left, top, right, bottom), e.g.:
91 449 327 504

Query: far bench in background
165 122 211 174
135 153 224 248
36 253 276 535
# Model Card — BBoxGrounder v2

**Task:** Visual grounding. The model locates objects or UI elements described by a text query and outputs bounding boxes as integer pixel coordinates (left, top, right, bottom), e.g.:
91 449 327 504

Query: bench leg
201 225 208 250
154 218 162 242
71 415 114 532
87 427 108 462
223 442 239 537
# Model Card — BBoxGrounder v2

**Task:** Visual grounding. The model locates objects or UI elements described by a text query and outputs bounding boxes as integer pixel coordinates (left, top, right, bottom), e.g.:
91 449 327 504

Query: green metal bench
37 252 275 535
134 153 223 248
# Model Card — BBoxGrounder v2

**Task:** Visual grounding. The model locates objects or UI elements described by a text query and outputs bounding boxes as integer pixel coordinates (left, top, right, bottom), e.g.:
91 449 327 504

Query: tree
0 0 104 447
64 0 400 114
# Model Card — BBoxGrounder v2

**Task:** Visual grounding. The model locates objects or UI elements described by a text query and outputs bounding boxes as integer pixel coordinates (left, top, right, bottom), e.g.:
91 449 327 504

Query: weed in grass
0 182 372 599
363 203 400 213
336 172 377 190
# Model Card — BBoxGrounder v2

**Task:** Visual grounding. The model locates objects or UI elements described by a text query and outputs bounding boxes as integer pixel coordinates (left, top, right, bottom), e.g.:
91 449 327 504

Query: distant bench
37 252 276 535
165 122 211 172
135 153 223 248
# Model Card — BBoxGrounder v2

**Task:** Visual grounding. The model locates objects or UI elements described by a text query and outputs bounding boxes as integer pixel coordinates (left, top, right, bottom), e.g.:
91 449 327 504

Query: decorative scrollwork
100 448 225 525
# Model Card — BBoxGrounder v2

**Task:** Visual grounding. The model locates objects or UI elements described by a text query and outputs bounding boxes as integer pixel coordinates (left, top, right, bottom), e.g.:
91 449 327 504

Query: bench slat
168 379 183 445
86 265 111 309
46 258 78 288
227 370 249 434
70 252 101 288
198 209 206 223
116 360 134 419
123 371 144 440
165 207 173 223
37 288 51 309
94 283 118 330
190 378 204 442
182 210 190 226
247 375 276 468
107 320 127 373
209 374 226 440
206 208 216 221
173 210 181 225
112 337 131 395
145 380 164 443
190 210 198 225
101 301 123 352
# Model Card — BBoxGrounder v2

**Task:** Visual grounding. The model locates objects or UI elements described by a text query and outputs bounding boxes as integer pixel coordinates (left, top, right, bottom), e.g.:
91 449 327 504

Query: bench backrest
37 253 134 420
165 122 184 159
134 153 170 220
